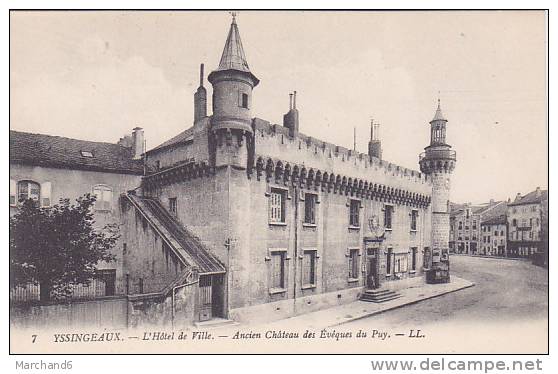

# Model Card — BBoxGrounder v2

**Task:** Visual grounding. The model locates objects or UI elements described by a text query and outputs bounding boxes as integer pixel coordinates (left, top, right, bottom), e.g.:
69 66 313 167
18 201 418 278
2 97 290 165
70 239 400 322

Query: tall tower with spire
208 14 259 169
419 99 457 284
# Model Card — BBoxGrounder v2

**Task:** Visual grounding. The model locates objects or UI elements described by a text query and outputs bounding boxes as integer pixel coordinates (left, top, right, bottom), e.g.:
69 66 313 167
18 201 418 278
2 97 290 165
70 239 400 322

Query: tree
10 194 118 301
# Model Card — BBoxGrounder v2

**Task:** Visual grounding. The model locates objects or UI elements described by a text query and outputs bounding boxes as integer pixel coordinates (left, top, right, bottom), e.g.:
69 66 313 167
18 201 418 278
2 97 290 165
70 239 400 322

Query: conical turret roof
217 16 250 72
431 99 447 122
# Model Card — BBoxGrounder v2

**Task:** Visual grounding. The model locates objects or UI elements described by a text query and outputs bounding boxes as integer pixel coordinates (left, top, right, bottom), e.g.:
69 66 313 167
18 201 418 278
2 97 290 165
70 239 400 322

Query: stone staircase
359 288 401 303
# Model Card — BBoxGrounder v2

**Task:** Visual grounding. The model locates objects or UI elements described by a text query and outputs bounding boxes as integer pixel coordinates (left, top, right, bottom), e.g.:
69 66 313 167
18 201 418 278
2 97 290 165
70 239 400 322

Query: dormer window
80 150 94 158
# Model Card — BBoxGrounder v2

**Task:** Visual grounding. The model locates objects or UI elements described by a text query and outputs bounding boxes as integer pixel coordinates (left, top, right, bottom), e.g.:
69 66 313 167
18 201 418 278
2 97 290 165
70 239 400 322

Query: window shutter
10 179 16 206
40 181 52 207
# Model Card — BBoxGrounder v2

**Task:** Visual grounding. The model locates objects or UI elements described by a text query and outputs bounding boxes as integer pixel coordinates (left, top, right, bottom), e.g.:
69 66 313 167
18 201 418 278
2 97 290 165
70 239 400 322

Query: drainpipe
293 186 299 315
171 277 199 330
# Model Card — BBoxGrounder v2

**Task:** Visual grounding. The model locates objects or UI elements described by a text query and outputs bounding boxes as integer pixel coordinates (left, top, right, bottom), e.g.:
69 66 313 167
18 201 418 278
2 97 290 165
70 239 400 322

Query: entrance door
199 275 213 321
366 248 379 289
199 274 225 322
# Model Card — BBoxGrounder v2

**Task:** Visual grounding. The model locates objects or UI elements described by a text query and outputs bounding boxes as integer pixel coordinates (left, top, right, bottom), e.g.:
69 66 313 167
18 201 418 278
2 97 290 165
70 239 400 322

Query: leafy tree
10 194 118 301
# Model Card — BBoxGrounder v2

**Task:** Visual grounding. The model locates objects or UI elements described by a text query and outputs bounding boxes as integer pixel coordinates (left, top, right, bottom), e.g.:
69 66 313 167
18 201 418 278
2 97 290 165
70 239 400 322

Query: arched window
92 184 113 211
17 180 40 203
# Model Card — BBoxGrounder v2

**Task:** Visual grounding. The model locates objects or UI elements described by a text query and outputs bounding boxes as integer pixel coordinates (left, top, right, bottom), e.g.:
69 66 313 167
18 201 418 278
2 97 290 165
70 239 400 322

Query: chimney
489 199 494 204
194 63 207 123
507 197 511 203
283 91 299 137
368 119 382 159
515 193 522 202
132 127 145 160
535 186 541 197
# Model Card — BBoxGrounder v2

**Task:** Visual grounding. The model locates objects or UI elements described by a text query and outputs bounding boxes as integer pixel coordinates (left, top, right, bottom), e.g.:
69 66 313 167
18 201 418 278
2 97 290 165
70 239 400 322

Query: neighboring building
10 16 456 326
507 187 548 262
9 128 145 298
450 200 507 255
480 215 507 256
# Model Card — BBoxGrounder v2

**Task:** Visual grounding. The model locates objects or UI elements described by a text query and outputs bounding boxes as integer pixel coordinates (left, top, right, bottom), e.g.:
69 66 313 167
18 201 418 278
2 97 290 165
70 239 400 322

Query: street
345 255 548 328
342 255 548 353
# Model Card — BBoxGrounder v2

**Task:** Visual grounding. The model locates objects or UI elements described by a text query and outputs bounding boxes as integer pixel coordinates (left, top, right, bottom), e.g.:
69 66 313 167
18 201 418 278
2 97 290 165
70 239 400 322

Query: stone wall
120 199 186 294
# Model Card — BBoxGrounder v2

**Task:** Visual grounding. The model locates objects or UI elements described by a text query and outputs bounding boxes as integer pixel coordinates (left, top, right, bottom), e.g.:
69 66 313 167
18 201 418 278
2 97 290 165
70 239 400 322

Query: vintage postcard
8 10 548 355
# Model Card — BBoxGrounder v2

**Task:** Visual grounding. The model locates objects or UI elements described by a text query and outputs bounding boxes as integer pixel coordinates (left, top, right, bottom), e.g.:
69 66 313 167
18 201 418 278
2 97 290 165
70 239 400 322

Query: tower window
169 197 177 215
241 93 249 109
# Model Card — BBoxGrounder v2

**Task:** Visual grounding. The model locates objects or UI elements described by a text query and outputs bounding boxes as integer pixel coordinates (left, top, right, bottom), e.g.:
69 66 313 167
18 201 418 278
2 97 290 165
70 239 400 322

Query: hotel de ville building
10 16 456 327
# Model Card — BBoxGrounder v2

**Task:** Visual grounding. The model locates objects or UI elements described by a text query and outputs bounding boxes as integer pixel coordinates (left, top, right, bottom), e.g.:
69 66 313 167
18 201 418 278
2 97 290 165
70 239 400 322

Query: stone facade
507 187 548 262
450 201 507 255
10 17 458 326
480 216 507 256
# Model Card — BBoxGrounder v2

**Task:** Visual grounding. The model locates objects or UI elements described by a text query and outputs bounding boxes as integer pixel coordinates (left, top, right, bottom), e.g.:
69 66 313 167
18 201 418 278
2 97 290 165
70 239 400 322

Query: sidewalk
252 276 474 330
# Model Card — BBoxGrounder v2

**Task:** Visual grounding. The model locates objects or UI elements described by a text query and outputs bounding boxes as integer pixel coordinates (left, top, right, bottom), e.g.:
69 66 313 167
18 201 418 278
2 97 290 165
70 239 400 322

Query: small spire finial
230 11 237 24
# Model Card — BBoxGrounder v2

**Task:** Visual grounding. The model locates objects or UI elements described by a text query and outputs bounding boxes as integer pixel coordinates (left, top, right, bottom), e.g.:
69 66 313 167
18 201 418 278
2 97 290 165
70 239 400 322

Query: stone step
193 318 238 329
363 289 393 296
360 294 402 303
360 289 401 303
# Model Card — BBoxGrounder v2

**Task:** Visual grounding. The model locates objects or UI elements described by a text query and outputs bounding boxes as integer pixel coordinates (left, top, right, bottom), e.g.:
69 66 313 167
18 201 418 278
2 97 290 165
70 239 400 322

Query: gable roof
10 130 144 175
147 127 194 154
508 189 548 206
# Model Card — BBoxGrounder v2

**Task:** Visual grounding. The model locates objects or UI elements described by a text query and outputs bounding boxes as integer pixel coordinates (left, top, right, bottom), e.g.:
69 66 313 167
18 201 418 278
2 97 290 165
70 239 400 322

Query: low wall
10 297 128 329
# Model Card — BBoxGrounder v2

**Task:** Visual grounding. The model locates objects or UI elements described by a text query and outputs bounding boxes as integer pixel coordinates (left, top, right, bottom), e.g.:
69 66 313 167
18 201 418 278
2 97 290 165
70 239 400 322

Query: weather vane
229 11 237 23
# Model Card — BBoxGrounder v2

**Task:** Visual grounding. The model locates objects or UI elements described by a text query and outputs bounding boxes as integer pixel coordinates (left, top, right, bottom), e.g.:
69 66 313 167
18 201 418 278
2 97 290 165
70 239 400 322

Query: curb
329 281 476 327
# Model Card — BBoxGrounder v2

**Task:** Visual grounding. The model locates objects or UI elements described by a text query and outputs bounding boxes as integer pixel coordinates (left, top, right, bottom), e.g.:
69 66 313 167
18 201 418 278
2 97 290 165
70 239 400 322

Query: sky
10 11 547 204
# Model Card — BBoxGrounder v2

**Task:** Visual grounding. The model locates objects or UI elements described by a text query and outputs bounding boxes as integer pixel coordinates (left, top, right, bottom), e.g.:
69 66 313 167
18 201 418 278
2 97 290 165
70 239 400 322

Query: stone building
10 16 457 326
480 215 507 256
507 187 548 263
449 200 507 255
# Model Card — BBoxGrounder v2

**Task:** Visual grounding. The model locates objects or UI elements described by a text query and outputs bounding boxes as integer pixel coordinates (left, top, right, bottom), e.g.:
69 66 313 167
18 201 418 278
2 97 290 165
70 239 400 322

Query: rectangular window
384 205 393 229
304 193 316 224
386 248 393 275
349 199 360 227
93 185 113 211
410 210 418 231
302 250 317 286
241 93 249 109
169 197 177 215
411 247 418 271
348 248 360 279
269 188 286 224
270 251 286 289
458 221 463 230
